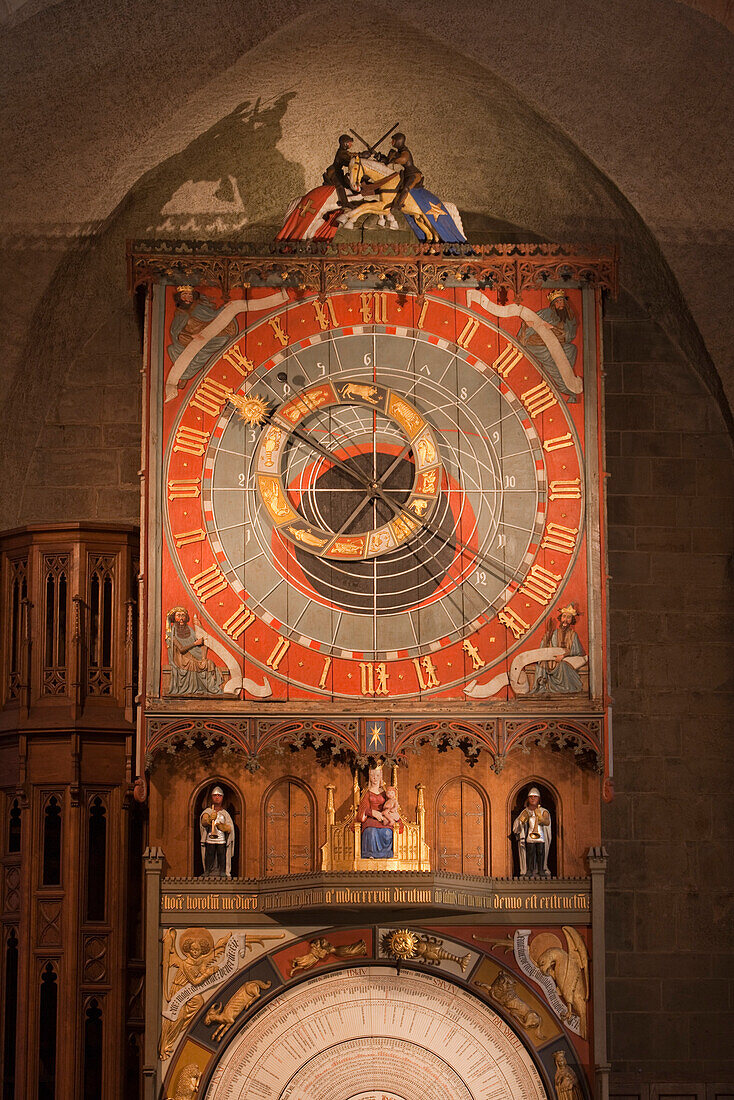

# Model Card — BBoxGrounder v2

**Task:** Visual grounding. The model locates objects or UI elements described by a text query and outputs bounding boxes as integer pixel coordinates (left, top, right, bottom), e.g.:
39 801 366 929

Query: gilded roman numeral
174 526 206 548
318 656 332 689
498 607 530 640
521 380 557 417
222 605 255 640
456 317 480 349
313 298 338 330
462 638 485 671
173 424 210 457
221 344 254 376
360 292 389 323
190 377 233 417
543 432 574 452
167 478 200 499
268 318 289 347
266 636 290 669
189 564 228 602
492 344 523 379
519 563 562 606
549 478 582 500
540 522 578 555
359 662 389 696
416 299 429 329
413 655 440 690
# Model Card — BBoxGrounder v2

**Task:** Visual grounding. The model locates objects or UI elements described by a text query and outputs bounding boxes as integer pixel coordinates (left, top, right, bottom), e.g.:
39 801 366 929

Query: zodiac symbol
287 526 327 547
416 435 437 464
339 382 378 403
261 426 282 467
260 479 291 518
409 499 428 516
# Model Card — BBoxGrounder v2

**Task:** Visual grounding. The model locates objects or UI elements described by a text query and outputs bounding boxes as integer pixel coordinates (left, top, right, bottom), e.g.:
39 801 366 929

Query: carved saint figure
167 287 238 388
530 604 585 695
513 786 552 877
517 288 579 399
553 1050 584 1100
159 927 230 1059
166 607 223 696
530 927 589 1040
355 765 402 858
199 786 235 878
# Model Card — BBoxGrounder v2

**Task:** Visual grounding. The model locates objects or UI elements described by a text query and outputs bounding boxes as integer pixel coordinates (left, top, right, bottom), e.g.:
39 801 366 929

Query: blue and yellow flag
403 188 466 243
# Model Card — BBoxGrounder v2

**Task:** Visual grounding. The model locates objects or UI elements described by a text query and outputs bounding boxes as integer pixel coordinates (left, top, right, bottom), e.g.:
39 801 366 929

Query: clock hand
268 412 374 492
368 479 518 587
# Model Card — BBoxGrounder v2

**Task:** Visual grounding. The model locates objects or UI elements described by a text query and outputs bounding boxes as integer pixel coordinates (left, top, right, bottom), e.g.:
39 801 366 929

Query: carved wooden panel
435 779 487 876
263 780 314 877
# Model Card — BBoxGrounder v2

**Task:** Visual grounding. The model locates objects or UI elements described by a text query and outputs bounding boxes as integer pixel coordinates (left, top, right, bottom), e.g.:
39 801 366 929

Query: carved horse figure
340 155 466 243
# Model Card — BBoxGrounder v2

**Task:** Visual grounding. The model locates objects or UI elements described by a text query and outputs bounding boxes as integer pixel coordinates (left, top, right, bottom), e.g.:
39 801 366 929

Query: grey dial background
202 322 547 661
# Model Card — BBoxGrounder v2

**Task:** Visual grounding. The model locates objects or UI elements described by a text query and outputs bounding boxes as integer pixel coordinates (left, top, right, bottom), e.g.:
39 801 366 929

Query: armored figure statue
513 786 552 877
323 133 355 208
375 132 424 210
199 786 235 878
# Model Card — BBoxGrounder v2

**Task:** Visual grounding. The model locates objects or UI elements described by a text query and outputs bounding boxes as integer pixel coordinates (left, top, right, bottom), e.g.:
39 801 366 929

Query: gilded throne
321 768 431 872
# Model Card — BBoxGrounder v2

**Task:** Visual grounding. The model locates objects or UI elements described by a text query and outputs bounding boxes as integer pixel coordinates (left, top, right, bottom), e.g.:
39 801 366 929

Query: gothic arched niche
191 780 242 879
262 778 315 878
435 778 489 876
509 780 560 878
202 966 549 1100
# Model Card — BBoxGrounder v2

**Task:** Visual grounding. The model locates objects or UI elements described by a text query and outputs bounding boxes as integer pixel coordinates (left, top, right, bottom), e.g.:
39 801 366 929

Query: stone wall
603 293 734 1083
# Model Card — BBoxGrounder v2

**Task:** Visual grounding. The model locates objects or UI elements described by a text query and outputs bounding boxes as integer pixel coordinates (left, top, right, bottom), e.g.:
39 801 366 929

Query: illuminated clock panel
158 288 591 702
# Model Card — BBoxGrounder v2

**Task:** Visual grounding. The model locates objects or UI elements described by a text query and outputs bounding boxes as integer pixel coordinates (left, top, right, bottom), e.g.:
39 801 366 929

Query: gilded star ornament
368 724 384 749
231 393 270 426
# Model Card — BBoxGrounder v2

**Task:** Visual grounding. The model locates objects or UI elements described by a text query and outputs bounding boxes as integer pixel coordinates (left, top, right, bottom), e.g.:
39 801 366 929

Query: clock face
162 289 587 701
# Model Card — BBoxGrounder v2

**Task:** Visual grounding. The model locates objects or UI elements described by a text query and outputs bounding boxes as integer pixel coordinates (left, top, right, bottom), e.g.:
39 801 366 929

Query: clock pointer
258 404 518 587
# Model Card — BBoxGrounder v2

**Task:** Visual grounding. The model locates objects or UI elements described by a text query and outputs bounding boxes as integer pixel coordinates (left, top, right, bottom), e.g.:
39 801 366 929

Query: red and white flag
276 186 341 241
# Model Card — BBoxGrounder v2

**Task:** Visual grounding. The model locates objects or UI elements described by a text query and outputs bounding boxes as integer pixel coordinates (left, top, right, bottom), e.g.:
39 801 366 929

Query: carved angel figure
531 926 589 1039
159 928 231 1060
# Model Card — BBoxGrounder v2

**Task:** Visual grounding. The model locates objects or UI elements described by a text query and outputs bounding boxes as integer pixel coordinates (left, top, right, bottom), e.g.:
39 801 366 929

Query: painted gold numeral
360 292 389 323
190 564 228 603
519 563 562 606
173 424 210 457
313 299 338 330
541 522 578 555
318 656 332 689
174 526 206 548
498 607 530 640
222 605 255 640
521 380 557 417
413 655 440 690
416 299 430 329
221 344 254 376
167 478 200 499
543 432 574 453
190 377 233 417
462 638 485 671
549 478 582 500
457 317 480 350
359 662 389 696
492 345 523 380
266 636 290 670
268 318 289 347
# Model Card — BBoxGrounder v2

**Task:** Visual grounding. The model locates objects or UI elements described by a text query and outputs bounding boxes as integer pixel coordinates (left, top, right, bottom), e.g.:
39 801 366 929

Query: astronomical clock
130 236 615 1100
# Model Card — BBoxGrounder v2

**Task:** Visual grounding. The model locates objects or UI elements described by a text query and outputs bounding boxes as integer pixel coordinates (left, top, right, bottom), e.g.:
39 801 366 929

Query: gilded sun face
231 393 270 426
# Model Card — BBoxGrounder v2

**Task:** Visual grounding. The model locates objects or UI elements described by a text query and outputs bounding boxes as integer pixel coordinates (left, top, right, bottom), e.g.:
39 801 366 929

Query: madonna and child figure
355 766 403 858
